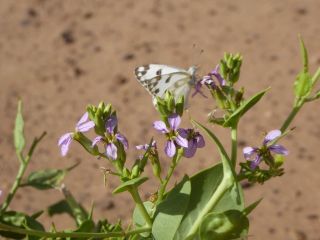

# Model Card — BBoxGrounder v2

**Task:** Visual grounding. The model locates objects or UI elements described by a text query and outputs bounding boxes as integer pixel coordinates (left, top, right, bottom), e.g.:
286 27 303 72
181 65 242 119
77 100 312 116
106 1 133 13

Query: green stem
156 151 182 204
230 123 238 169
280 104 303 132
129 186 152 228
0 222 150 238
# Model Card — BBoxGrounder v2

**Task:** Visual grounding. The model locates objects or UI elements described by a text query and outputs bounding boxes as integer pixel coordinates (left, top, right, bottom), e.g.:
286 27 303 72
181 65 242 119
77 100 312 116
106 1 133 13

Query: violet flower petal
136 140 156 150
250 155 262 170
153 121 169 133
269 144 289 155
211 65 226 86
77 112 89 126
243 146 258 160
178 128 189 138
58 133 73 156
92 136 103 147
106 143 117 160
175 134 188 148
168 113 181 131
106 116 118 134
165 140 176 158
184 140 197 158
77 121 95 132
116 133 129 149
196 134 205 148
264 129 281 144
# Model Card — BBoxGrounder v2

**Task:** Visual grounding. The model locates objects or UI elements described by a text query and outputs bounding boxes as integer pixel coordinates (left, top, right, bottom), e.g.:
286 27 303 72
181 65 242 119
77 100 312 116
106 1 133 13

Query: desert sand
0 0 319 239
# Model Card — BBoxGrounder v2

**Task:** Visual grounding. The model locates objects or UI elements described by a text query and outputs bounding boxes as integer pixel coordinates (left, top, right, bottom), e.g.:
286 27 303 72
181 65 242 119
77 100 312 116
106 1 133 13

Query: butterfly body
135 64 197 107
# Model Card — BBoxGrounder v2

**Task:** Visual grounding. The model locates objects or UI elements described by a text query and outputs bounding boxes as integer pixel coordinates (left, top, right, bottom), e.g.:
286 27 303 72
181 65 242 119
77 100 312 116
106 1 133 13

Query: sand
0 0 319 239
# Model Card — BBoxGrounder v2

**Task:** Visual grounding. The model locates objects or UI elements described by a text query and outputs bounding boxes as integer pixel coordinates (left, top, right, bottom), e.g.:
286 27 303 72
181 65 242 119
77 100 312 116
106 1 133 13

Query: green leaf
199 210 249 240
243 198 262 216
14 100 25 155
174 165 244 240
22 169 66 190
223 88 269 127
152 176 191 240
0 211 44 240
133 201 155 238
113 177 148 194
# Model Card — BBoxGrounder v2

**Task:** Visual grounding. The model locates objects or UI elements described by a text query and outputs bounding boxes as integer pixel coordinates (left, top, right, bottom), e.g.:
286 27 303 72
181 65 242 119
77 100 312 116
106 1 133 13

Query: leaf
152 176 191 240
223 88 269 127
133 201 155 227
199 210 249 240
113 177 148 194
243 198 262 216
0 211 44 240
14 100 25 155
174 165 244 240
22 169 67 190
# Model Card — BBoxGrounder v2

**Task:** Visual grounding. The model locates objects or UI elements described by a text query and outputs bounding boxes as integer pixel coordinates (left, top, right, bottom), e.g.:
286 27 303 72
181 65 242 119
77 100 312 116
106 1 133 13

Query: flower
136 140 157 151
58 112 95 156
178 128 205 158
153 113 188 157
193 64 226 97
243 129 289 169
92 115 128 160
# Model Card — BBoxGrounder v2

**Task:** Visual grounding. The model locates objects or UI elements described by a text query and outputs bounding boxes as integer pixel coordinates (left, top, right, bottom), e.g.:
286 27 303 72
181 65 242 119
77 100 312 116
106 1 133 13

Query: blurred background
0 0 319 239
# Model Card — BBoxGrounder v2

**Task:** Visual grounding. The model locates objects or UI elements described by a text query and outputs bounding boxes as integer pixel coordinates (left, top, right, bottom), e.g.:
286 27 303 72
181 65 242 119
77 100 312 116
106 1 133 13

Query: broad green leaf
152 176 191 240
174 165 244 240
22 169 66 190
14 100 25 155
223 88 269 127
199 210 249 240
113 177 148 194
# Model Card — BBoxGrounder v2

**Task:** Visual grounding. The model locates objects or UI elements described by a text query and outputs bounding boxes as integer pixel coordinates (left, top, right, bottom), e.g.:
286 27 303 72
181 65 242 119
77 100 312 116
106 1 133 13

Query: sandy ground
0 0 320 239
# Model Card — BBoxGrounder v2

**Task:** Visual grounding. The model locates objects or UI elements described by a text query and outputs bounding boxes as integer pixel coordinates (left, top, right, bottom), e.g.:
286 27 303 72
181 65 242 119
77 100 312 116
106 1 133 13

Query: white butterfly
134 64 197 107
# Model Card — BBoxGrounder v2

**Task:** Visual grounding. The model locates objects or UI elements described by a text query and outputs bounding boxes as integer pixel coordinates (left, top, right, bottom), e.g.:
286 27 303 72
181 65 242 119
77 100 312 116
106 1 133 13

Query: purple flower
58 112 95 156
193 65 226 97
179 128 205 158
153 114 188 157
136 140 157 151
92 115 128 160
243 129 289 169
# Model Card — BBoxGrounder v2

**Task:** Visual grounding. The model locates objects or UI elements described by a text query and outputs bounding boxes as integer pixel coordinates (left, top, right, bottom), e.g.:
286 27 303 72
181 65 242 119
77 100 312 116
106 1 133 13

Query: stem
230 123 238 169
0 222 150 238
156 152 182 204
129 186 152 228
1 132 46 213
280 104 303 132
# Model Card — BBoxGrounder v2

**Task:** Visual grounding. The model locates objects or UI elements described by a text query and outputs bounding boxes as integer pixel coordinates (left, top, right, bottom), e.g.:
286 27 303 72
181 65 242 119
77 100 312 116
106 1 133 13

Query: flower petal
168 113 181 130
264 129 281 144
178 128 189 138
153 121 168 133
106 116 118 134
195 134 205 148
165 140 176 158
250 155 262 170
77 121 95 132
116 133 129 149
136 140 156 150
92 136 103 147
243 146 258 160
58 133 72 156
175 134 188 148
77 112 89 126
106 143 117 160
211 64 226 86
184 140 197 158
269 144 289 155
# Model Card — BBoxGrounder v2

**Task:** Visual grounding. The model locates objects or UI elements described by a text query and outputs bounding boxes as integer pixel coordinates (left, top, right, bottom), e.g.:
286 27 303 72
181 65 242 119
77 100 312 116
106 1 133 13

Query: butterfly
134 64 197 107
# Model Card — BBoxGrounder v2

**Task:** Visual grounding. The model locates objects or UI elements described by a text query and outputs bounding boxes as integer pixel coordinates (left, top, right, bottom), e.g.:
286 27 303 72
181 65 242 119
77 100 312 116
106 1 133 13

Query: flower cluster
58 113 128 160
243 129 288 169
153 113 204 158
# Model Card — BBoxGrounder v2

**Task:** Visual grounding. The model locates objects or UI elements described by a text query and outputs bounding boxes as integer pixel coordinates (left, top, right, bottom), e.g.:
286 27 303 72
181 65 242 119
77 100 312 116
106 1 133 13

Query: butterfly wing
135 64 196 106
